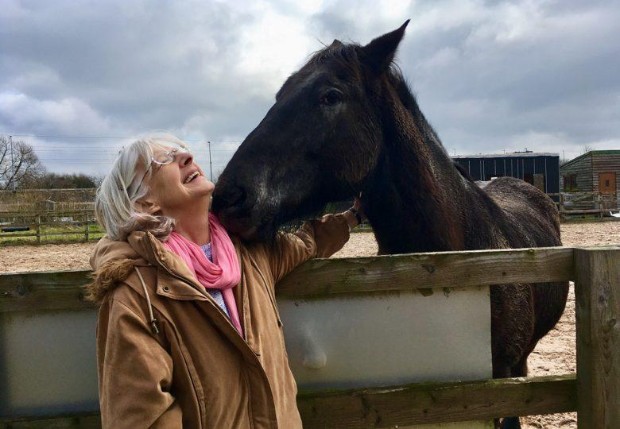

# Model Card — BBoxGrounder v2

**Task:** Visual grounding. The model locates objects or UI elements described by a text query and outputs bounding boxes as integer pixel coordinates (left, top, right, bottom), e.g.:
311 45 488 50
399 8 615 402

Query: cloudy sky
1 0 619 178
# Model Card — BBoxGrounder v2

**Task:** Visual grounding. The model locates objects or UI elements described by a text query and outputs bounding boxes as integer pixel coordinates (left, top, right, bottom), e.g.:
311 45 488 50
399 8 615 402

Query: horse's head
213 21 410 240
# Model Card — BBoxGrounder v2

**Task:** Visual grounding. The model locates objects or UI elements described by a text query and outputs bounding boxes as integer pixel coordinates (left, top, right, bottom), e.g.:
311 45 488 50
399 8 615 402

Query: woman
87 134 362 428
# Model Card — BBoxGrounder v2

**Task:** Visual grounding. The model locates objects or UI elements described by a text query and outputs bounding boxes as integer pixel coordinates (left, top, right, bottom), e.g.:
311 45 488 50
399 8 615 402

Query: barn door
533 174 545 192
599 172 616 194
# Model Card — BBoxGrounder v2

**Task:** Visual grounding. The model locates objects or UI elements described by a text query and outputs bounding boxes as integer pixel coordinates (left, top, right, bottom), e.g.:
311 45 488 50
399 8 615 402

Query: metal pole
208 141 213 181
9 135 16 191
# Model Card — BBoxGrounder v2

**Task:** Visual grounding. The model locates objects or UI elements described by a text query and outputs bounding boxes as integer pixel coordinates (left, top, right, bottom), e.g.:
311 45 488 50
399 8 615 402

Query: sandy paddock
3 220 620 428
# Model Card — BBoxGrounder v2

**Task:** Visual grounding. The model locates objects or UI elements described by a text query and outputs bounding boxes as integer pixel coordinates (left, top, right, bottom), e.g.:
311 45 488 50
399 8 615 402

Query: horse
212 21 568 429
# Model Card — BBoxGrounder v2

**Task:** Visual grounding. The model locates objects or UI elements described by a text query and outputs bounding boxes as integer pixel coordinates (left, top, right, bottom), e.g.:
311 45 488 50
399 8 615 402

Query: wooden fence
0 210 100 243
0 246 619 428
1 190 617 244
0 202 95 213
550 192 620 218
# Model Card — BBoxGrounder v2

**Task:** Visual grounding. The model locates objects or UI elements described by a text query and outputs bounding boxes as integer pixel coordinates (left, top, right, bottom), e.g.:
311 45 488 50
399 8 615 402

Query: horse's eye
320 89 343 107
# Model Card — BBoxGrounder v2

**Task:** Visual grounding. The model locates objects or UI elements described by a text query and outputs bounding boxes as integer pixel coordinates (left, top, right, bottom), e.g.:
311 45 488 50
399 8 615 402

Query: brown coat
87 215 350 429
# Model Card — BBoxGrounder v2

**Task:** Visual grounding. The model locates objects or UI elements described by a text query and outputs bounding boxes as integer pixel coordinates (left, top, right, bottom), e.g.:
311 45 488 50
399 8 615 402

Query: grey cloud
391 1 620 157
1 0 619 173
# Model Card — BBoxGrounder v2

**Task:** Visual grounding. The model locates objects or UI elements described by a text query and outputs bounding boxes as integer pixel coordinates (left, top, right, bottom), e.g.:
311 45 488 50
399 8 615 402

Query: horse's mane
308 40 359 65
276 42 360 101
386 69 449 158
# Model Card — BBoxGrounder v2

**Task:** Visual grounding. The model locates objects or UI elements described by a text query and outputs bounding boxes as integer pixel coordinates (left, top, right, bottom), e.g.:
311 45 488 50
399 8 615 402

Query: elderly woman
87 134 362 429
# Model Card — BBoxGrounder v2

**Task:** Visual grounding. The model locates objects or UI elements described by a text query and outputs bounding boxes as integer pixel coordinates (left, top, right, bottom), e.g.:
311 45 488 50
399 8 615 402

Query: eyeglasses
131 146 192 195
151 146 191 166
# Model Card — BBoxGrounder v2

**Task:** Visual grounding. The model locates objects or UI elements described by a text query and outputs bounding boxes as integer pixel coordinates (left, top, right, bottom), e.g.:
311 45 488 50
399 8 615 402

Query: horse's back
483 177 561 248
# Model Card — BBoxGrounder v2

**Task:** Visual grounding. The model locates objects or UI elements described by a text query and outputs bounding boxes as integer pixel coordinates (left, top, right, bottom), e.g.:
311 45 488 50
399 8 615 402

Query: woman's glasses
152 147 191 165
131 146 192 195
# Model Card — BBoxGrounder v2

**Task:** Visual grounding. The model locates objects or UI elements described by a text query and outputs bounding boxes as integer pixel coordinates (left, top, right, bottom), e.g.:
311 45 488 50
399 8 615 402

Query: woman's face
142 145 215 217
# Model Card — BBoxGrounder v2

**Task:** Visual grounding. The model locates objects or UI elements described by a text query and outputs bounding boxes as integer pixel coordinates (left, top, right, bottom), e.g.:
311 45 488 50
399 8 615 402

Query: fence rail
0 246 619 428
1 190 618 245
549 192 620 218
0 210 101 243
0 202 95 213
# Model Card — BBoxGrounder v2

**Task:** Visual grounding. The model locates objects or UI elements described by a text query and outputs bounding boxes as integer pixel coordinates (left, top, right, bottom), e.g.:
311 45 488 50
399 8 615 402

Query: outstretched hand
343 196 365 230
352 196 364 219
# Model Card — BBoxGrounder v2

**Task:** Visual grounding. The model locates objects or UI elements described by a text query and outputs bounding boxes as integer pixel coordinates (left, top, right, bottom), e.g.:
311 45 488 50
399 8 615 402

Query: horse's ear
361 20 410 74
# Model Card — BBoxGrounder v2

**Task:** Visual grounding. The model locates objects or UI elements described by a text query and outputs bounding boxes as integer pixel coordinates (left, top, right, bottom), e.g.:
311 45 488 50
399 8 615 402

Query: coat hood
86 231 190 304
86 235 141 304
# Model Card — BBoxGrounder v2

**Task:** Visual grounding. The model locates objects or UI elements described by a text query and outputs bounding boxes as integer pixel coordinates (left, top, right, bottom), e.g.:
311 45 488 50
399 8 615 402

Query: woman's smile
184 171 201 184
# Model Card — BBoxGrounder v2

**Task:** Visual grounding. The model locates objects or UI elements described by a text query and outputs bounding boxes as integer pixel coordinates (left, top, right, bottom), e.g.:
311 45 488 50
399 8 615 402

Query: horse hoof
500 416 521 429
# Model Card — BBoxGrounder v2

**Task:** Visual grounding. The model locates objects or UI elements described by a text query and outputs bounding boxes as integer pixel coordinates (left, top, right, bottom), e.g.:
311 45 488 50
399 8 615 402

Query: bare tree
22 172 100 189
582 145 593 154
0 136 45 190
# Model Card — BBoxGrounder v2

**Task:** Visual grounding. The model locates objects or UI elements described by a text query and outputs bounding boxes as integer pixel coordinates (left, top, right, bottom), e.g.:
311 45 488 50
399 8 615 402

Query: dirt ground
2 220 620 428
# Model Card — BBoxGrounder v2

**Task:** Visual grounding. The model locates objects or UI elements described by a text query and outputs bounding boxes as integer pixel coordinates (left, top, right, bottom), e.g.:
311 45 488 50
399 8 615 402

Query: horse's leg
491 284 534 429
493 348 532 429
499 356 526 428
491 284 535 374
498 282 569 429
494 360 524 428
500 417 522 429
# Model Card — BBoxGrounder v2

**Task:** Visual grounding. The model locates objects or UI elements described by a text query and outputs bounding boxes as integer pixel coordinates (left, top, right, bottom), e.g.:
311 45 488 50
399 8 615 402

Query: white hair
95 133 189 241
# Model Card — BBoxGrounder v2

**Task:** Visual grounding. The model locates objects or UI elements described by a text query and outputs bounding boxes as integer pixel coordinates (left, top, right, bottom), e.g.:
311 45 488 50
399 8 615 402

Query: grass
0 223 105 246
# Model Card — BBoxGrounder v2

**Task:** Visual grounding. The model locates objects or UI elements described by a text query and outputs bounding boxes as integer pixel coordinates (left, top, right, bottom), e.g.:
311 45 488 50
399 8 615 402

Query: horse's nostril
213 184 247 213
229 186 247 208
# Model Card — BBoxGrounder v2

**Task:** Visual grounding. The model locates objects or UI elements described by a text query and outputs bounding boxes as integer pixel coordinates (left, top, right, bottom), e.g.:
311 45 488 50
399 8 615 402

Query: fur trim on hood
85 234 152 305
85 258 140 304
85 231 196 305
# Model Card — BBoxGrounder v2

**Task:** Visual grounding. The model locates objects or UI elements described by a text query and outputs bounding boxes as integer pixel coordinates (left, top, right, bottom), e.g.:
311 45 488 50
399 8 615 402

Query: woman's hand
343 197 365 231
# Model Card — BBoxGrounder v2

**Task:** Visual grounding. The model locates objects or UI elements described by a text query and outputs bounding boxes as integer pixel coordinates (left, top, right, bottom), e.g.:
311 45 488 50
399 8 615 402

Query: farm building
559 150 620 212
452 152 560 194
560 150 620 195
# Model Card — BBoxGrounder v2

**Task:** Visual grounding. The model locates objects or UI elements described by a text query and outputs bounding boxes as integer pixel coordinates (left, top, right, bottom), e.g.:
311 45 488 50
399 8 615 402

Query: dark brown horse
213 21 568 428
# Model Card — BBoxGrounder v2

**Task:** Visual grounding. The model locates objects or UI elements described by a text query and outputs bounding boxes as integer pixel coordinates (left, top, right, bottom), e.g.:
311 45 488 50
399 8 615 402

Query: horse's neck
364 106 473 254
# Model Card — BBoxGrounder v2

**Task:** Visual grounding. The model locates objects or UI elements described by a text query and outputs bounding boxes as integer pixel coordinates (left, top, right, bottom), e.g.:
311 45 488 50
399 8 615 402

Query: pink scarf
164 213 243 336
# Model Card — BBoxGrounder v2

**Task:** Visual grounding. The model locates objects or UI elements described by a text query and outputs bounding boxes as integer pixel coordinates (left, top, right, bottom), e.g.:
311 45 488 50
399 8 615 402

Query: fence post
36 215 41 244
84 212 89 242
575 247 620 428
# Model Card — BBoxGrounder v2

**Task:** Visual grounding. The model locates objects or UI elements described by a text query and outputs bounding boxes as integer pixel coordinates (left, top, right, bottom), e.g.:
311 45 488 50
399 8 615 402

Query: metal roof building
452 152 560 194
